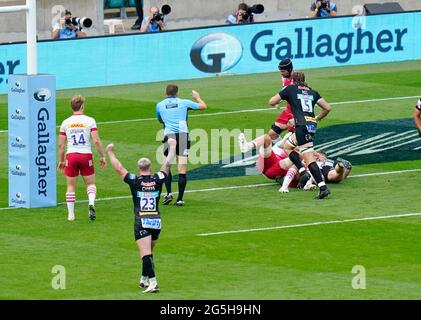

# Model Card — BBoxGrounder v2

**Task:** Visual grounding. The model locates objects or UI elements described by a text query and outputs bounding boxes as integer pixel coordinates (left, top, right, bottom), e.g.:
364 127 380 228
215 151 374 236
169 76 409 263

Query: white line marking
0 168 420 211
0 94 419 133
196 212 421 236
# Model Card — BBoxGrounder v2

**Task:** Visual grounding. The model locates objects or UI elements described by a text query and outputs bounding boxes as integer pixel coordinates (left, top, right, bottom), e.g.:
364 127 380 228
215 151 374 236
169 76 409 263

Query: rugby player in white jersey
58 95 107 221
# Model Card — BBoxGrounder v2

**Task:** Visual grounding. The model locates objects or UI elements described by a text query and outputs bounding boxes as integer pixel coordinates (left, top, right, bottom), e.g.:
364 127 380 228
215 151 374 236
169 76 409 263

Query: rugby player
58 95 106 221
106 139 176 293
314 151 352 183
156 84 207 206
269 71 332 199
413 98 421 137
239 133 299 192
267 58 295 140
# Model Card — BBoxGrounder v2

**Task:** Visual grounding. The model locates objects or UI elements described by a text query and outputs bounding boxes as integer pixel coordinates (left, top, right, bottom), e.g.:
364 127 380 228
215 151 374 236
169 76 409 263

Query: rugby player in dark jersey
106 139 176 293
269 71 332 199
314 150 352 183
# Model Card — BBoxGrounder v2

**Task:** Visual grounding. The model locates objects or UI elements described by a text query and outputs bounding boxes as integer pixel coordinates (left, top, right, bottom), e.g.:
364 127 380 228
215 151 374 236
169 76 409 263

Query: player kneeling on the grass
58 95 106 221
239 133 299 192
269 71 332 199
106 139 176 293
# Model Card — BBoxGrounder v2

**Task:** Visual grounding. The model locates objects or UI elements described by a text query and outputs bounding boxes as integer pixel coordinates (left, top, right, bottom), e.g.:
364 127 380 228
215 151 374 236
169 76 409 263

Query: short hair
137 157 152 171
70 95 85 111
65 9 71 16
166 84 178 96
238 3 248 11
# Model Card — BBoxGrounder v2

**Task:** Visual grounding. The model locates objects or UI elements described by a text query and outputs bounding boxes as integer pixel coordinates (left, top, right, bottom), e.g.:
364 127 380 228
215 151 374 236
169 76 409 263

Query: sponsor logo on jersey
185 118 421 181
69 123 86 128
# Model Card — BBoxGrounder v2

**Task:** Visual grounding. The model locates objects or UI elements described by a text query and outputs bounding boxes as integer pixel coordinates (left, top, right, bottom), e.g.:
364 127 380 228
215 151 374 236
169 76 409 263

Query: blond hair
137 158 152 171
70 95 85 112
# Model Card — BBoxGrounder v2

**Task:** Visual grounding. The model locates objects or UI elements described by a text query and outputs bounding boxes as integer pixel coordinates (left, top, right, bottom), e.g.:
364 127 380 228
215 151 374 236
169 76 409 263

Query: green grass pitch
1 60 421 299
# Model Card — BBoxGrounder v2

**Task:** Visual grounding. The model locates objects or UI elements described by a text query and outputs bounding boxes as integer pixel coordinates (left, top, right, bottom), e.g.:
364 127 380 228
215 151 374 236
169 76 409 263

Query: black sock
288 151 304 172
142 254 155 278
165 170 172 194
177 174 187 202
308 162 327 190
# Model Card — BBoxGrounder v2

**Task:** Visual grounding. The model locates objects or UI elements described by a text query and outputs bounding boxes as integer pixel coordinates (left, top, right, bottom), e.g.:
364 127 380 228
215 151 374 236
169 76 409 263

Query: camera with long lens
319 0 329 9
241 4 264 22
152 5 171 22
65 17 93 30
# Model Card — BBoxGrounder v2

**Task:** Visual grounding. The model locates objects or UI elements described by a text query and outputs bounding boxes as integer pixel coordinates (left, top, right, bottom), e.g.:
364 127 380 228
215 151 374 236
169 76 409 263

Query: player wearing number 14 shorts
58 95 107 221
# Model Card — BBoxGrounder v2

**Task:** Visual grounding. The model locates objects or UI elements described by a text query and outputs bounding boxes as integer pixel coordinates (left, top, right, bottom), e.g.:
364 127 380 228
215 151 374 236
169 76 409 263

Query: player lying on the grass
238 133 300 193
267 58 295 141
269 71 332 199
106 138 176 293
303 151 352 189
58 95 106 221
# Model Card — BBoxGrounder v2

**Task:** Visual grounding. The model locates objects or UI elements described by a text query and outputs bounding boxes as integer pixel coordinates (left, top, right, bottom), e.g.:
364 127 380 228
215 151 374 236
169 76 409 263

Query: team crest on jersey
183 118 421 182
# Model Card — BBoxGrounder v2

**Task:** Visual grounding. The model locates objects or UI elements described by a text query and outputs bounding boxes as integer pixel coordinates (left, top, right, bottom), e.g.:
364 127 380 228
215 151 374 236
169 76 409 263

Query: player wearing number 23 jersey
106 140 176 293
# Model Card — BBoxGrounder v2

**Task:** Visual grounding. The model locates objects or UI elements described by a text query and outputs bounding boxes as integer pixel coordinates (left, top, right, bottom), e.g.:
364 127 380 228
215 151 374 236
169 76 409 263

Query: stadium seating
104 0 137 19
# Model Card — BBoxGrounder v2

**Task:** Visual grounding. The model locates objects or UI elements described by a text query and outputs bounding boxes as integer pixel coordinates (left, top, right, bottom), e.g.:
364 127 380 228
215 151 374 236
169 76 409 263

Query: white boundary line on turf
0 167 420 211
196 212 421 236
0 94 419 134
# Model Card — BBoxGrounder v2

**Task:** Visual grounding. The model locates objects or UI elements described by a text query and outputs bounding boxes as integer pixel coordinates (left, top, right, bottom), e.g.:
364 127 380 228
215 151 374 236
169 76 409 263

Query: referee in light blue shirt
156 84 207 206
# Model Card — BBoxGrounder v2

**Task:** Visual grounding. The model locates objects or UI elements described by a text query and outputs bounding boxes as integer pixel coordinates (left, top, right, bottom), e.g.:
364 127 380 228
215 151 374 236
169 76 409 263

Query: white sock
66 192 75 218
87 185 97 206
141 276 148 283
149 277 157 285
282 167 297 190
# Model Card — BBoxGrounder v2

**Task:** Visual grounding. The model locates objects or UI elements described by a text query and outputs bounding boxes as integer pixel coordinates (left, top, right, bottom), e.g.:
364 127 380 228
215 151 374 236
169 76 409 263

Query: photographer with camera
310 0 337 18
140 6 170 33
51 9 87 40
226 3 264 24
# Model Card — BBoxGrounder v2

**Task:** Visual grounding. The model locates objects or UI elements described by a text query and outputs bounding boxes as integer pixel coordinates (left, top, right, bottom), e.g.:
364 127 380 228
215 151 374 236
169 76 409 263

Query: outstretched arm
269 93 282 107
106 144 128 179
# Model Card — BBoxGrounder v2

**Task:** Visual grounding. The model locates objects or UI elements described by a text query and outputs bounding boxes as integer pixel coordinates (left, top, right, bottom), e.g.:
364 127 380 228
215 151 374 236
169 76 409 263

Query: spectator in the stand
131 0 144 30
140 6 167 33
310 0 337 18
51 9 86 40
226 3 254 24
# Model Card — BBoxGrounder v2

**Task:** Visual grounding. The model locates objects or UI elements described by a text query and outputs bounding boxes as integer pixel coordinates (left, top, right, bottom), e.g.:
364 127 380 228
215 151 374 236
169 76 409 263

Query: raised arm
91 130 106 169
192 90 207 110
106 144 128 179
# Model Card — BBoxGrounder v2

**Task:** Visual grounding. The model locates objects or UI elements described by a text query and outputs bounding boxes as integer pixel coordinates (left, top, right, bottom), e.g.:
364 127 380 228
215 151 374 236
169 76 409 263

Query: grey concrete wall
1 0 421 43
0 0 104 43
144 0 421 30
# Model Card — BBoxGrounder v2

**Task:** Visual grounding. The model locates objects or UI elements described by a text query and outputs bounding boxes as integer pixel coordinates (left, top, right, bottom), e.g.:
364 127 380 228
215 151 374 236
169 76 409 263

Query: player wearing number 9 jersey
106 138 176 293
58 95 106 221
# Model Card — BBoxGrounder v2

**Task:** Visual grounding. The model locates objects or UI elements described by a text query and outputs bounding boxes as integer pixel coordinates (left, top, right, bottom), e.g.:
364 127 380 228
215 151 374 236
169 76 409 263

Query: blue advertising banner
0 11 420 93
8 74 56 208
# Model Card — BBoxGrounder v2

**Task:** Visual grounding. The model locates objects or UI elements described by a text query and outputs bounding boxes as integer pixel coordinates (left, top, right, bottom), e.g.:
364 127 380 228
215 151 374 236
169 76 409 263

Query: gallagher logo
33 88 52 102
190 32 243 73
